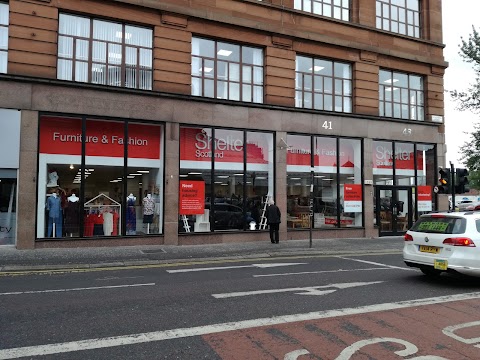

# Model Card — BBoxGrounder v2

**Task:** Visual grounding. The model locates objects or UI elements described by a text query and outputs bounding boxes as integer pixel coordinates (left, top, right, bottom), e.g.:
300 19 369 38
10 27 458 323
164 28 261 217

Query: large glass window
373 140 437 224
294 0 350 21
191 38 264 103
0 171 16 245
57 14 153 90
376 0 420 38
379 69 424 121
286 134 363 229
36 115 164 239
179 126 274 233
296 55 352 113
0 2 8 73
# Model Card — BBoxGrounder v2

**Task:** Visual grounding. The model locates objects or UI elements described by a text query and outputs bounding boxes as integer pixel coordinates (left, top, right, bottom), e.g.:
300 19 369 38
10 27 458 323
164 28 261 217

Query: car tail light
443 237 476 247
404 233 413 241
431 214 446 218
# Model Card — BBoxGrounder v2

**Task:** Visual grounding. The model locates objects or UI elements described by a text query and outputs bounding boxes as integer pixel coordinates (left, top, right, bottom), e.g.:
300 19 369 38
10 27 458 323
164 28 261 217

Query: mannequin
46 190 62 237
126 193 136 235
142 193 155 234
64 191 80 236
47 170 59 188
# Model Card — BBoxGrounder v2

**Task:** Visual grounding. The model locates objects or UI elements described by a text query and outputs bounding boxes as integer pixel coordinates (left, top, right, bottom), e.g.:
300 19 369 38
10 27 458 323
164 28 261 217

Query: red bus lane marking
203 299 480 359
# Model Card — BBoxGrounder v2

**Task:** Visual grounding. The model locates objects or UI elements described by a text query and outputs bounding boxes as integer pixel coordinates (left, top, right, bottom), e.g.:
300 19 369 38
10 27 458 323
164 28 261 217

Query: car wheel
420 267 442 277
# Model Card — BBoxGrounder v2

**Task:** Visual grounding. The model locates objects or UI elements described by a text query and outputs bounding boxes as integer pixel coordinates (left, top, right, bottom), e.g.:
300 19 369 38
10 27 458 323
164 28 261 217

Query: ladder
181 215 191 233
259 195 271 230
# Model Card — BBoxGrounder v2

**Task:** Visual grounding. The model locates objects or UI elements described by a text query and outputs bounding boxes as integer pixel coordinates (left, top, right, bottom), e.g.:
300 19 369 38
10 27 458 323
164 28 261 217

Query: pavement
0 236 405 272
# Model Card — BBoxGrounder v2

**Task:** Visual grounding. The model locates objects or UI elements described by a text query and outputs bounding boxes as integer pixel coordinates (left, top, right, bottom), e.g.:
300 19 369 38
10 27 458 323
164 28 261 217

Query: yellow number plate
419 245 440 254
434 259 448 270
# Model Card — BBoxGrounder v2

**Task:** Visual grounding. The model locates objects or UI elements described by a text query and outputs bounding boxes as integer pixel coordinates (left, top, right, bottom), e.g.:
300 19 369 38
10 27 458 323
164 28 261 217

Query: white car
403 211 480 277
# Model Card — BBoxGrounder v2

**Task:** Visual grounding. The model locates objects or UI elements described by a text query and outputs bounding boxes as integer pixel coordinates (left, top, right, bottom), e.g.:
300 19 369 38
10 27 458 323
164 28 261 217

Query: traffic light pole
450 162 455 211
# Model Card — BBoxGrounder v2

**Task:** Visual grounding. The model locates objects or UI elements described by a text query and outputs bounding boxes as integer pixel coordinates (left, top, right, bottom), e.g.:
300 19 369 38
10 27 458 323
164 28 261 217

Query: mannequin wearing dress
142 193 155 234
126 194 136 235
64 192 80 236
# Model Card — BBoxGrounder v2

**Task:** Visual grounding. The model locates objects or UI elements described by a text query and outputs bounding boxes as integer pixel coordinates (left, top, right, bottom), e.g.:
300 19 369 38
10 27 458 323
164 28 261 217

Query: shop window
287 134 363 229
57 14 153 90
179 126 274 233
0 2 8 74
36 115 164 239
379 70 424 121
313 136 338 228
294 0 350 21
376 0 420 38
296 55 352 113
338 138 362 228
0 171 16 245
191 38 264 103
286 134 313 229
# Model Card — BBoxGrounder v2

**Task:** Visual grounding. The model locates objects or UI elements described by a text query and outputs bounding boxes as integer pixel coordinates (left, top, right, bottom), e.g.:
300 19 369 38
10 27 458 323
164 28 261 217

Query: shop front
36 114 164 241
373 140 436 236
0 109 20 246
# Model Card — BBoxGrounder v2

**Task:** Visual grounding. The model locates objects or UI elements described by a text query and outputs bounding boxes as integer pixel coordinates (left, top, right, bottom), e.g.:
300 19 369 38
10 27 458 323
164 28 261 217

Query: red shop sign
286 146 355 167
180 127 268 164
179 180 205 215
39 116 161 159
372 144 424 171
417 185 432 201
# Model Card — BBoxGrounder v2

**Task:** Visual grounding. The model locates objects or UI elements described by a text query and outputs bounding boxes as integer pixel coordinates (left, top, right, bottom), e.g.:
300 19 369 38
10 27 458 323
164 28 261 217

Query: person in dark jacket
266 198 281 243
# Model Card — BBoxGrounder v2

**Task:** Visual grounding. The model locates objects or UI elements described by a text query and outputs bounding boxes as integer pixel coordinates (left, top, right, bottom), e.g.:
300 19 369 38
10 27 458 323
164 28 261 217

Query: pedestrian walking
266 198 281 243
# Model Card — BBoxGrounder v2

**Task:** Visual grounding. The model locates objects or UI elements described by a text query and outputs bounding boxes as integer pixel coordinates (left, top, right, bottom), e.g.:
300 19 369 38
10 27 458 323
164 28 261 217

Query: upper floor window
57 14 153 90
379 69 424 120
191 38 264 103
294 0 350 21
0 2 8 74
376 0 420 38
295 55 352 113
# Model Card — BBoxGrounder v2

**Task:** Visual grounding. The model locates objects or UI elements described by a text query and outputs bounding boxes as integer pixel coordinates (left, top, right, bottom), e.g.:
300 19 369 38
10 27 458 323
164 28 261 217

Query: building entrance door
0 174 17 245
376 185 413 236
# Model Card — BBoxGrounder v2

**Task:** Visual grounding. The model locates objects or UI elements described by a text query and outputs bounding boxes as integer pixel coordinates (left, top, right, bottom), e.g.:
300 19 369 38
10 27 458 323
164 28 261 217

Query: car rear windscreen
410 216 466 234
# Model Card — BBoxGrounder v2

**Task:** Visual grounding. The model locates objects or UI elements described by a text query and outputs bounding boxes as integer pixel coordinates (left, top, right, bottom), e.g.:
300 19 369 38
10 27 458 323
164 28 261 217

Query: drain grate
140 249 166 254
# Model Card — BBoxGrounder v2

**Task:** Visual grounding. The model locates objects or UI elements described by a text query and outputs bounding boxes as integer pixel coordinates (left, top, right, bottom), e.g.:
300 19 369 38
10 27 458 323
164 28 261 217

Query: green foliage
453 26 480 190
450 26 480 112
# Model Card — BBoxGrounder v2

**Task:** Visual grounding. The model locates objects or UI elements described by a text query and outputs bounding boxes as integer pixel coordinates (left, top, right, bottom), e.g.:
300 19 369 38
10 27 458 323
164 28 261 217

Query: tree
451 26 480 112
452 26 480 190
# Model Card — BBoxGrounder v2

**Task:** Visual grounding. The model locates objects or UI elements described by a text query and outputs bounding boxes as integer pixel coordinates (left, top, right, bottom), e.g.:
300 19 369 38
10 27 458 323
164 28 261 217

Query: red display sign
179 180 205 215
344 184 362 201
39 116 161 159
418 186 432 201
180 127 267 164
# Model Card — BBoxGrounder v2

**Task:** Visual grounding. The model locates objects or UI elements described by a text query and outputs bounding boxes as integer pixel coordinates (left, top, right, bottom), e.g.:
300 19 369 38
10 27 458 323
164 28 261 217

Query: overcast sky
443 0 480 166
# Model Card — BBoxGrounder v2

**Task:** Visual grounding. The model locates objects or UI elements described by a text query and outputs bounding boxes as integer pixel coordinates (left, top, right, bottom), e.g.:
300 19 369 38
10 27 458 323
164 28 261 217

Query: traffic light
455 168 470 194
438 168 451 194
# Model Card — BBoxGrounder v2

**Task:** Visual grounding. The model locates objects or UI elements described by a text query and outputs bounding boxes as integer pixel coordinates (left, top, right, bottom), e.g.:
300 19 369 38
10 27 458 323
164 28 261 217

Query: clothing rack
84 193 122 233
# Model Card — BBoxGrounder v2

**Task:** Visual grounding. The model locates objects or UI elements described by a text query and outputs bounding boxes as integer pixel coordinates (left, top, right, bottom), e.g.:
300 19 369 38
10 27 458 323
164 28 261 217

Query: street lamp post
310 167 314 248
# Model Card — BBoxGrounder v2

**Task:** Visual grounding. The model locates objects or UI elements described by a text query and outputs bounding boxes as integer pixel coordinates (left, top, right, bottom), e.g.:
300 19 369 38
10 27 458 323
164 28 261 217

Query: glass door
0 174 17 245
376 186 413 236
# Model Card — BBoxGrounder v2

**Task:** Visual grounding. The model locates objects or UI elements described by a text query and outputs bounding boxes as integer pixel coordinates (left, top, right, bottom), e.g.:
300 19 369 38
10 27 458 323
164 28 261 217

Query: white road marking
337 257 414 270
0 283 155 296
166 262 307 273
254 267 393 277
1 292 480 359
212 281 383 298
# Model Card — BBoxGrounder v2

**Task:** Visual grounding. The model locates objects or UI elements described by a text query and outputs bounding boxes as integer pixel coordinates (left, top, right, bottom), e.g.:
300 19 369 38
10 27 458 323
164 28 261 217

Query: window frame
294 0 350 21
376 0 421 38
379 69 424 121
0 2 9 74
295 55 352 113
57 13 153 90
191 37 264 103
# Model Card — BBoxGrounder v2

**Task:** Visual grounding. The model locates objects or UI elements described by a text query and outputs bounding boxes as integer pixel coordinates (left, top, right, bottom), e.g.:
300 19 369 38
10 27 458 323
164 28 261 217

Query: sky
443 0 480 166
